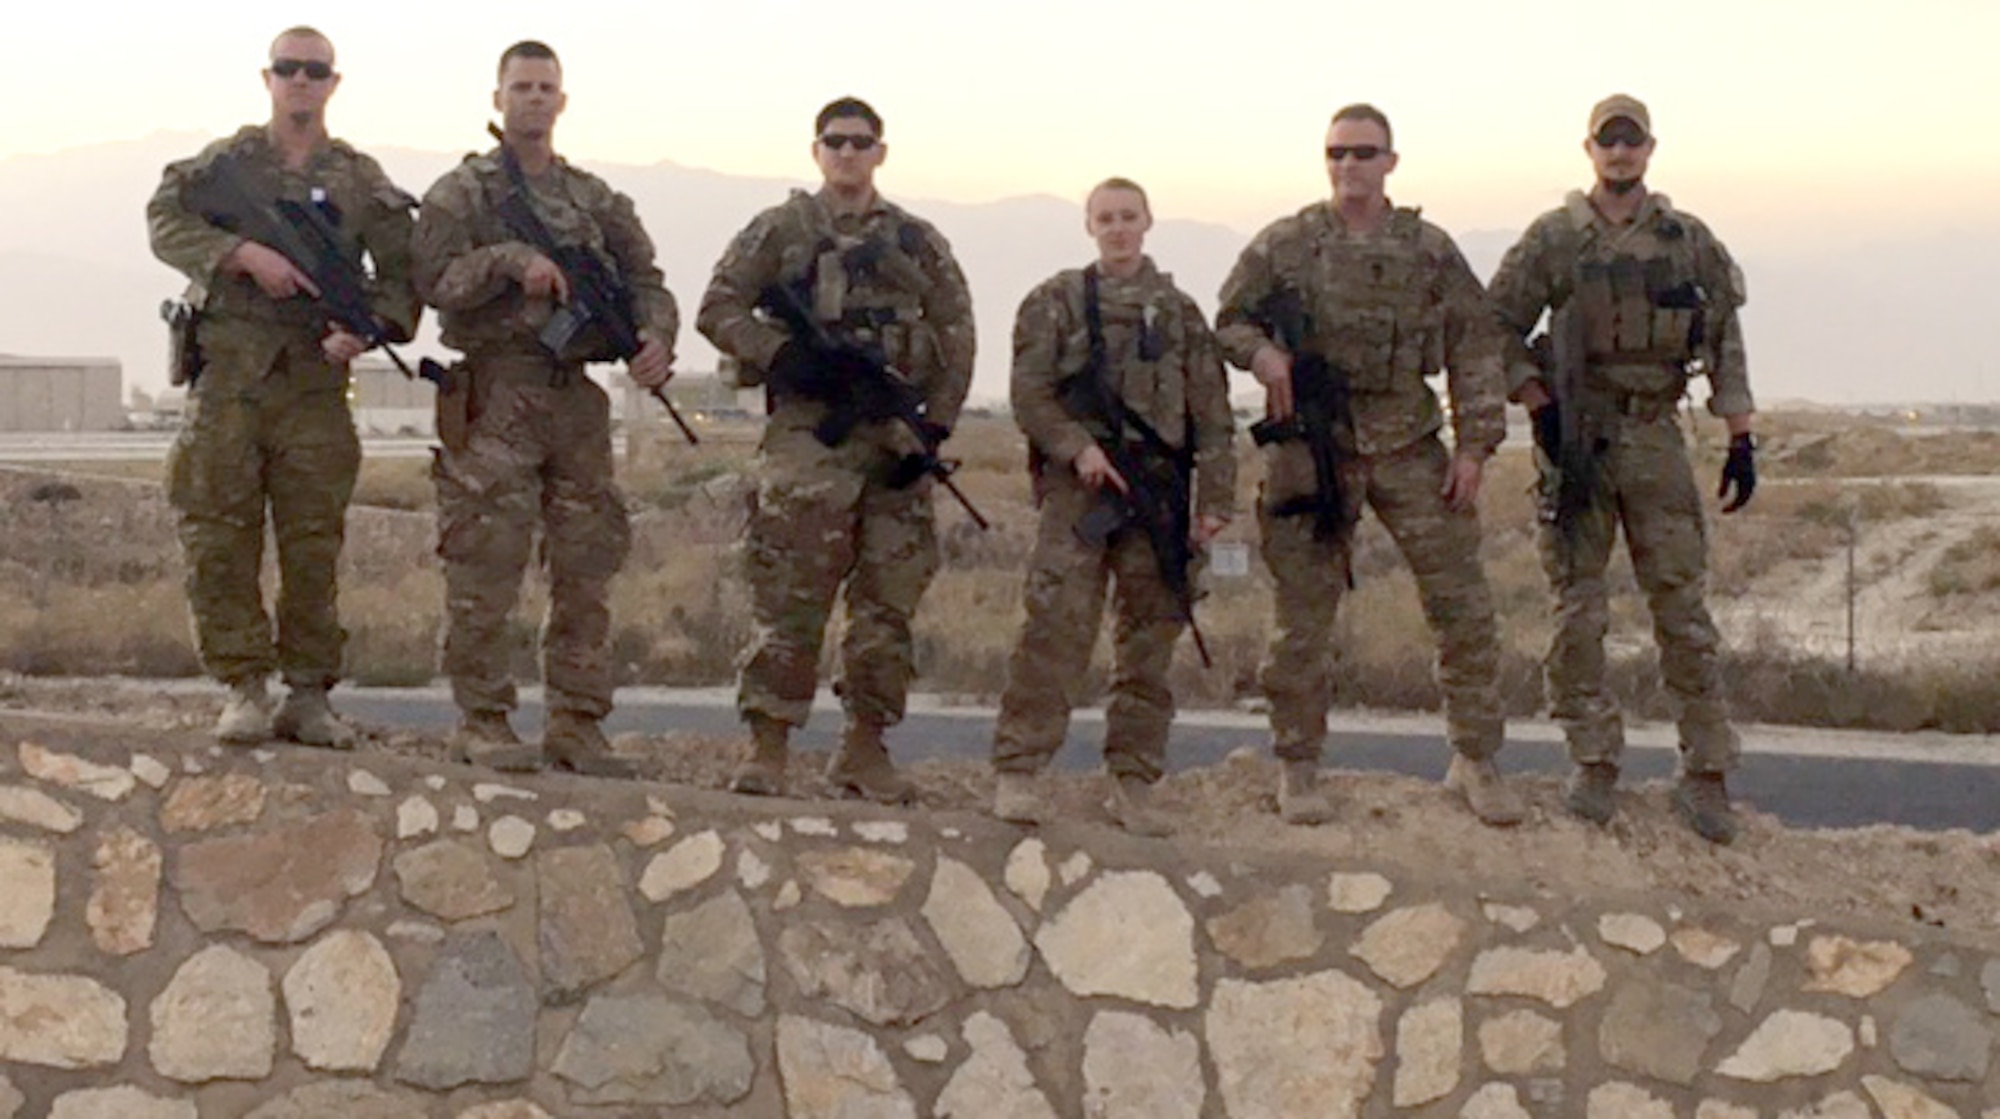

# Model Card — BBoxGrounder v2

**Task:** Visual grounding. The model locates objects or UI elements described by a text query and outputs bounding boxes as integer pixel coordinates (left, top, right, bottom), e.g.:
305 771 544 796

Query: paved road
326 685 2000 835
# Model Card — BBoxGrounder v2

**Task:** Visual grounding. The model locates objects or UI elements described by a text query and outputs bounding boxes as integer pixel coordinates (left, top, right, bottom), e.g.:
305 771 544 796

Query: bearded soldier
1216 103 1522 828
697 96 974 803
1488 94 1757 844
147 26 419 748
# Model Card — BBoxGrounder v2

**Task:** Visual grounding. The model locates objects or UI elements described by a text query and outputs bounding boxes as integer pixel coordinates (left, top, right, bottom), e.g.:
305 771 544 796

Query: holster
160 299 204 387
434 362 471 454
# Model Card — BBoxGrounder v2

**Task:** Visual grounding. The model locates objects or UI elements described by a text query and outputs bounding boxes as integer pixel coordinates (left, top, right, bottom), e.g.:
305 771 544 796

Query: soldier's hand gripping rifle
1248 289 1349 541
485 124 698 445
757 280 989 530
183 153 446 387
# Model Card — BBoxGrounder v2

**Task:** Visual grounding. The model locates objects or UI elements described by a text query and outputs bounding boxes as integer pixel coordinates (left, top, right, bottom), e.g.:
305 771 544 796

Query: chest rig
1293 207 1440 393
1558 196 1709 396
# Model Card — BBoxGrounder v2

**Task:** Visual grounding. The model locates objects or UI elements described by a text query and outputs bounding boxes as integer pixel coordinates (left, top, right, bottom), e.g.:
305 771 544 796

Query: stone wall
0 732 1997 1118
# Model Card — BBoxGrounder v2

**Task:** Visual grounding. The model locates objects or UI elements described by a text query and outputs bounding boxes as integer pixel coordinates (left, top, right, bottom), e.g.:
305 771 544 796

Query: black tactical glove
1532 403 1562 459
766 342 835 399
1717 432 1757 513
884 421 951 489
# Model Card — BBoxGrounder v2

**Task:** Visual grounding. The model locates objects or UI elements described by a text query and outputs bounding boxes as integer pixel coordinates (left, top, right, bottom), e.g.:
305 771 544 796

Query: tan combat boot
214 678 274 745
1673 771 1739 846
1445 755 1526 827
545 711 638 779
448 710 543 772
992 771 1046 826
1106 775 1174 837
729 714 789 796
273 685 357 750
1279 759 1335 825
826 716 914 805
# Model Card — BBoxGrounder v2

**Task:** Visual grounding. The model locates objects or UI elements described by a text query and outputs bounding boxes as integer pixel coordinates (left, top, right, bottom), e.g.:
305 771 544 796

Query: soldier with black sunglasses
1488 94 1758 844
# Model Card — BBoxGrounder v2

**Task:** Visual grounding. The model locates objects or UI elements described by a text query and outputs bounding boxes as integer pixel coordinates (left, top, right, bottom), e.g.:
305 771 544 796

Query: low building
0 355 123 432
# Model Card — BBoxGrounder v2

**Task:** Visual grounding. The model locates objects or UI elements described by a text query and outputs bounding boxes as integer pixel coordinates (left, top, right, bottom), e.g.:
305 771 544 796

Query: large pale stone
1804 936 1914 998
1461 1083 1532 1119
244 1082 427 1119
798 846 917 907
1598 912 1667 955
1478 1009 1565 1074
1599 978 1723 1085
1863 1076 1960 1119
158 774 264 832
1037 870 1198 1008
0 840 54 948
1888 992 1990 1080
552 991 754 1105
0 967 126 1068
1206 971 1384 1119
1393 997 1463 1107
923 856 1029 988
396 795 438 839
0 784 82 832
1779 1092 1872 1119
1004 838 1050 910
347 769 392 797
1717 1010 1855 1081
455 1105 553 1119
1081 1011 1204 1119
777 917 953 1026
394 838 513 921
486 815 535 859
1673 926 1743 969
1328 872 1392 913
640 830 725 901
173 809 380 943
935 1011 1057 1119
130 754 171 788
1467 946 1607 1008
776 1015 917 1119
48 1087 195 1119
20 742 135 801
1587 1083 1674 1119
538 844 643 998
394 930 537 1089
1208 884 1322 969
1354 903 1465 989
149 944 275 1082
88 827 160 955
656 890 767 1016
283 930 400 1072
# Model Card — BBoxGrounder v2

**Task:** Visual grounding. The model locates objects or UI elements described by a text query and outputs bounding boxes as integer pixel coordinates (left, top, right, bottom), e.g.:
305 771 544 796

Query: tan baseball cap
1589 94 1650 136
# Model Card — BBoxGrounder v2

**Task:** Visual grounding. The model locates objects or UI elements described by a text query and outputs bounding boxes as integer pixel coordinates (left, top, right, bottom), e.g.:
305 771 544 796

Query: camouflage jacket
1488 190 1752 418
1215 201 1507 459
1012 259 1236 520
411 148 677 359
147 125 420 344
696 188 975 429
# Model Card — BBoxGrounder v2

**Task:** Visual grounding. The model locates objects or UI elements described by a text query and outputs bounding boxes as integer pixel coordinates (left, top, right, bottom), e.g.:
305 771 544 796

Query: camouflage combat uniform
696 189 974 731
992 260 1236 782
1488 190 1751 772
1216 202 1508 763
411 148 677 723
147 125 419 693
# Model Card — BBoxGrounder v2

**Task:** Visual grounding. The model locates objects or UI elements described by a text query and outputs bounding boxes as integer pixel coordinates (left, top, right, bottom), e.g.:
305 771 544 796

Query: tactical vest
1071 266 1192 451
1301 207 1442 393
1559 195 1708 397
778 194 940 380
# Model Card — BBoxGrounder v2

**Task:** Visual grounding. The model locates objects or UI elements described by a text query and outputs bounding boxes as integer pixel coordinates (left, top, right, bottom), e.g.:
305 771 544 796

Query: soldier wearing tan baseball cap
1588 94 1650 137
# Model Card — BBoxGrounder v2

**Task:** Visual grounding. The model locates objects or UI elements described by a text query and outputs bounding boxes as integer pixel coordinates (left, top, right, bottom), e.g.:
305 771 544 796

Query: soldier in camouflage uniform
147 27 419 749
1488 94 1758 844
1216 104 1523 827
989 178 1236 836
411 40 677 775
697 97 974 803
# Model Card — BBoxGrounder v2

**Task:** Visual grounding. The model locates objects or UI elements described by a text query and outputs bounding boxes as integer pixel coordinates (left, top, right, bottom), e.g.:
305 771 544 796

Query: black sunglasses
1594 123 1649 149
270 58 335 81
1325 145 1387 162
818 134 879 152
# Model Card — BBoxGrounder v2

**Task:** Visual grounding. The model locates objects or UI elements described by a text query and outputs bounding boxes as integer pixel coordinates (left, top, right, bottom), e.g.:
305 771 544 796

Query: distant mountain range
2 132 1994 407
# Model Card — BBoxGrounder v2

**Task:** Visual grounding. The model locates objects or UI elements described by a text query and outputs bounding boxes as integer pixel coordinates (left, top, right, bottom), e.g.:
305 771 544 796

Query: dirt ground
8 676 1999 946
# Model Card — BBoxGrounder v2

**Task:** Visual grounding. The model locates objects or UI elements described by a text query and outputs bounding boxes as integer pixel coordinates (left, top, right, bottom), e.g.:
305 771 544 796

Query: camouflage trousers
166 327 359 689
1538 411 1738 772
1260 433 1503 762
992 470 1187 782
433 359 631 719
737 413 939 728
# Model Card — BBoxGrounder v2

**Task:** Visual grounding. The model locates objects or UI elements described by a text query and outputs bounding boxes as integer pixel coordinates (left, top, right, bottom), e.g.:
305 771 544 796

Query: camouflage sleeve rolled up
411 165 541 313
1212 219 1292 371
586 177 679 352
1434 236 1508 457
1686 216 1754 418
146 136 249 291
912 220 976 430
1182 295 1238 520
695 208 792 384
351 153 421 342
1009 272 1098 470
1485 211 1565 399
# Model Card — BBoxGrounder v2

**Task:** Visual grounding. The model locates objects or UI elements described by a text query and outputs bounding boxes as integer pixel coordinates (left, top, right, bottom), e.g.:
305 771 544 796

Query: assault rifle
1538 300 1597 534
757 280 988 530
1248 288 1349 541
1059 269 1211 667
182 153 444 387
486 124 697 445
